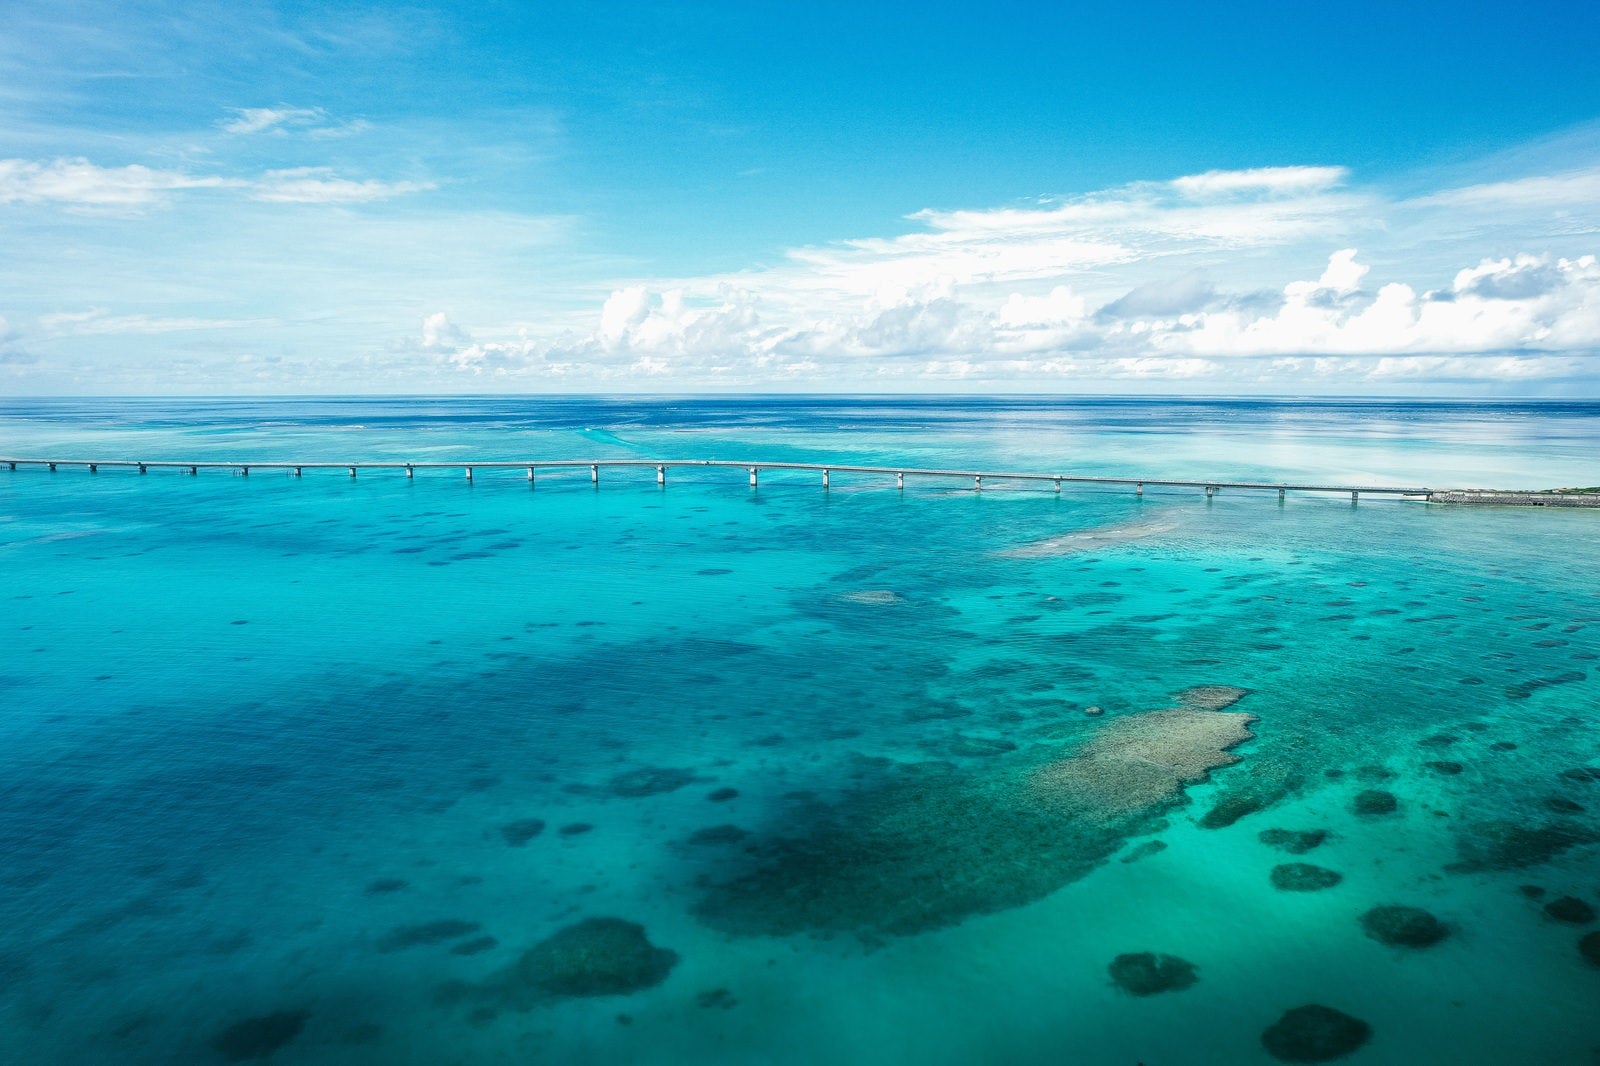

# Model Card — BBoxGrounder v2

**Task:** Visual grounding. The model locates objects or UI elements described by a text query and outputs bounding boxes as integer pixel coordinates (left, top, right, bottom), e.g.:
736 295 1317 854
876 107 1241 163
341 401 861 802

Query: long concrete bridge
2 456 1432 501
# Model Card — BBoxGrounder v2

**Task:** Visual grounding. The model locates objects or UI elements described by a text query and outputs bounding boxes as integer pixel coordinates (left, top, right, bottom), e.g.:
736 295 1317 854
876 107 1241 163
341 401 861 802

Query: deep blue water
2 397 1598 1064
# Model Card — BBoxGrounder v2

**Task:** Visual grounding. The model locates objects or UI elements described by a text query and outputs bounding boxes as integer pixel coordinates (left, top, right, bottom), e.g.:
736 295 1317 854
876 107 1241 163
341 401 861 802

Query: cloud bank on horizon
2 1 1598 395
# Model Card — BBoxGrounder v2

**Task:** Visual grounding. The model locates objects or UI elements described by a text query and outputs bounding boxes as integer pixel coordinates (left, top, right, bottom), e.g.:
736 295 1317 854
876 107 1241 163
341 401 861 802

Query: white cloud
0 157 237 206
1412 165 1600 213
420 311 470 351
251 167 433 203
1161 252 1600 359
1171 165 1348 200
37 309 271 336
0 157 429 208
219 107 327 135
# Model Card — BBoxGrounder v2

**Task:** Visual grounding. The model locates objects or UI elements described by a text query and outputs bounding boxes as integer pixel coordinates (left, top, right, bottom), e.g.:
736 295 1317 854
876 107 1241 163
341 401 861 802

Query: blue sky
3 0 1599 394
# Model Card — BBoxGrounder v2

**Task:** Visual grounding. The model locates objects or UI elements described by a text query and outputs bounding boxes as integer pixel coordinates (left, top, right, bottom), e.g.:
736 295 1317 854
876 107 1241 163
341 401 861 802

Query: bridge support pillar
465 467 473 481
89 463 98 473
48 463 56 472
294 467 302 478
7 461 14 471
656 465 665 486
239 466 246 477
138 463 147 475
1135 482 1143 496
749 467 758 487
348 466 357 478
527 466 536 484
591 464 598 484
896 472 904 490
1279 487 1285 501
188 466 196 476
822 469 830 489
974 475 982 491
1205 485 1214 497
405 465 413 479
1351 490 1359 502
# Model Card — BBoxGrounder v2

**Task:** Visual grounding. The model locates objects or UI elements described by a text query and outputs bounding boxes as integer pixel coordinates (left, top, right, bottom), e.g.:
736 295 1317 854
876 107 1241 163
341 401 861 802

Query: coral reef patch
1260 1004 1372 1062
1107 952 1198 996
1449 820 1600 872
1271 863 1343 892
695 702 1257 938
378 920 481 952
211 1010 309 1062
1352 789 1398 816
499 819 545 846
1542 896 1596 924
437 918 678 1013
1259 829 1329 854
1360 905 1449 948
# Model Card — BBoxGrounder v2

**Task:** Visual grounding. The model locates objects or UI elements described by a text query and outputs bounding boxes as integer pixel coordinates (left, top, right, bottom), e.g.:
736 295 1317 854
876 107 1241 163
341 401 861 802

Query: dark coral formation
694 705 1257 937
687 824 750 846
499 818 545 846
1261 1004 1372 1062
378 920 481 952
1175 684 1251 710
1271 863 1343 892
1198 791 1267 829
450 935 499 956
943 735 1018 758
1259 828 1329 854
1120 839 1167 864
707 787 739 802
1581 931 1600 967
1424 760 1465 776
1352 789 1398 816
211 1010 309 1062
437 918 678 1015
1360 905 1449 947
1107 952 1198 996
1542 896 1596 924
1449 820 1600 872
608 767 698 797
517 917 679 997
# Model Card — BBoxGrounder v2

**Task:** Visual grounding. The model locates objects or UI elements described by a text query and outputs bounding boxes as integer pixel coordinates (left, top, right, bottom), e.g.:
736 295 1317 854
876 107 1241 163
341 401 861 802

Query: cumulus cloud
420 311 470 351
1159 251 1600 359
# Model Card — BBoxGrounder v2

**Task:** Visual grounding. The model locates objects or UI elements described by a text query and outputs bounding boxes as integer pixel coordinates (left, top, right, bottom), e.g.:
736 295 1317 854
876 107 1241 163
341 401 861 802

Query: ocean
2 396 1598 1064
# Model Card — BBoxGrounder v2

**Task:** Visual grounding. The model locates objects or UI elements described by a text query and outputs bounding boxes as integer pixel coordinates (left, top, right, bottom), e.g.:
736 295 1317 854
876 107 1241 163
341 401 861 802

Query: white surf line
1 456 1433 499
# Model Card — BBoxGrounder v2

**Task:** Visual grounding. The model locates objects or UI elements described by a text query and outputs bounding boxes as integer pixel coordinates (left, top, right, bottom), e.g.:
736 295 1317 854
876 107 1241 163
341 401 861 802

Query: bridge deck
1 456 1432 496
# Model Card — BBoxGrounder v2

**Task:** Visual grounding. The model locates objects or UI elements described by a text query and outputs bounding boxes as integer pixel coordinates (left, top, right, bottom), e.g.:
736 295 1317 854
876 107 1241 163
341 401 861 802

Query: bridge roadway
2 456 1431 500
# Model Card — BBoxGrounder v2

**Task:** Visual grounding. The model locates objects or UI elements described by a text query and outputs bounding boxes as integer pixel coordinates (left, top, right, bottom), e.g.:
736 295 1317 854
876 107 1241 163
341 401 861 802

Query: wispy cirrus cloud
219 105 372 139
0 157 237 205
0 157 430 208
37 308 274 336
251 167 433 203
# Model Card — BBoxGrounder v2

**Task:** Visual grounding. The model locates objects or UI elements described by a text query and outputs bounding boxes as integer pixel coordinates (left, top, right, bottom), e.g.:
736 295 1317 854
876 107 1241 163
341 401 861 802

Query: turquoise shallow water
2 397 1599 1064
